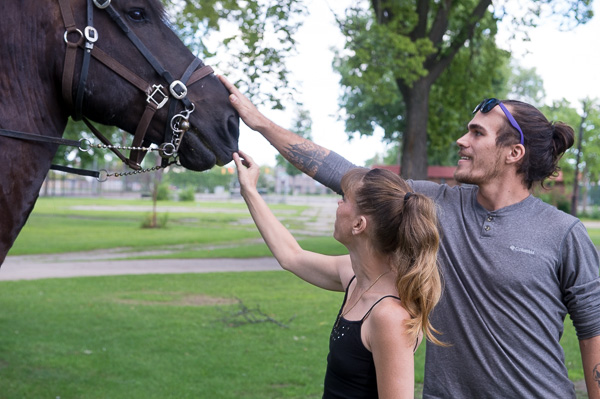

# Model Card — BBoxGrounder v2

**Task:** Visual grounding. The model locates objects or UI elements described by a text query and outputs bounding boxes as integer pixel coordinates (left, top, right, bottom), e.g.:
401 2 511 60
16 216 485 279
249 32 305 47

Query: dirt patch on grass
114 291 237 307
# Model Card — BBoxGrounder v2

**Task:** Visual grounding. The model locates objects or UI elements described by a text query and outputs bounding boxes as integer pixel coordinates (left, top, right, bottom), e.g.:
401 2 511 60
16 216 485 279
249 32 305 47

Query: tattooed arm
218 75 357 193
580 336 600 399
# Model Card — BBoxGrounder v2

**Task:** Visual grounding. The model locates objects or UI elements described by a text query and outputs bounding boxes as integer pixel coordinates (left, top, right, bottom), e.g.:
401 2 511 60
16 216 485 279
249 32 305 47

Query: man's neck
476 180 530 211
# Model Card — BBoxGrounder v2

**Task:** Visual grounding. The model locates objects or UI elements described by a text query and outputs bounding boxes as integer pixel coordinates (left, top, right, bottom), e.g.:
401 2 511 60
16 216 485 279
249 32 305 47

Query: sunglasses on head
473 98 524 145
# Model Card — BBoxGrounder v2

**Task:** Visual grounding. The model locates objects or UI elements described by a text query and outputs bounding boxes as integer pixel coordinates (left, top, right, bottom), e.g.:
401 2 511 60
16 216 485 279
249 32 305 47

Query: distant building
372 165 459 186
274 167 332 195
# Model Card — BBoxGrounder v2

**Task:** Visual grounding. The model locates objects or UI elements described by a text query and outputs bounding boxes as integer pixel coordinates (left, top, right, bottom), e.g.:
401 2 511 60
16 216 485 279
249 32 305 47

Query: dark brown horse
0 0 240 265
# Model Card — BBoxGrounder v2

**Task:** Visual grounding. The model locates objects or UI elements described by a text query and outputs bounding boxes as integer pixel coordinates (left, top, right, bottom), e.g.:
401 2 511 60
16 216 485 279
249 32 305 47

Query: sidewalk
0 254 282 281
0 196 337 282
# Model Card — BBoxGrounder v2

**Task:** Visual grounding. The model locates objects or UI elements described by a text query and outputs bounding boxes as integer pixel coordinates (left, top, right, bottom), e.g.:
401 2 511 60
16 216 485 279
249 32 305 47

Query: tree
166 0 308 109
165 166 236 193
506 64 546 106
333 0 593 179
541 98 600 214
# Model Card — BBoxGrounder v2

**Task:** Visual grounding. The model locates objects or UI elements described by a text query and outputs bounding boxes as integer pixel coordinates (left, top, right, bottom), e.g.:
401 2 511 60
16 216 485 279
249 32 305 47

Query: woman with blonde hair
233 150 444 398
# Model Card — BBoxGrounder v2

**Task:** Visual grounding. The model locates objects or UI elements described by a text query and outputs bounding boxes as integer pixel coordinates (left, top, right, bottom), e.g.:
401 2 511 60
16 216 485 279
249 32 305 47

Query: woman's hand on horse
218 75 270 132
233 151 260 195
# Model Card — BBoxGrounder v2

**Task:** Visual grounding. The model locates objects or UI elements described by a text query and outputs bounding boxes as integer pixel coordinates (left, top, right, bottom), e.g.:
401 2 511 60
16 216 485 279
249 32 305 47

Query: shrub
178 187 196 202
156 182 171 201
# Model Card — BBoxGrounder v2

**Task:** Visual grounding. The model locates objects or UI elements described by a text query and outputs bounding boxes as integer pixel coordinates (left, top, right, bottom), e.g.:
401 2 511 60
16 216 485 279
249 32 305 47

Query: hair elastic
404 192 414 204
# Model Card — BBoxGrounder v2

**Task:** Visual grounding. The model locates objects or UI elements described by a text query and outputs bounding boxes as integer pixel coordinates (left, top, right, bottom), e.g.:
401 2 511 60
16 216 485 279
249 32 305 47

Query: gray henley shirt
313 151 600 398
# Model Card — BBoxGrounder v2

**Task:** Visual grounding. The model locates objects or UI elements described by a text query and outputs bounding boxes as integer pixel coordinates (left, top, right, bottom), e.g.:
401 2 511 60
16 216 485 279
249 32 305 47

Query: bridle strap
58 0 81 110
0 127 100 177
50 164 101 179
128 102 160 168
82 118 131 166
74 0 97 120
88 45 150 92
0 128 81 147
187 65 215 87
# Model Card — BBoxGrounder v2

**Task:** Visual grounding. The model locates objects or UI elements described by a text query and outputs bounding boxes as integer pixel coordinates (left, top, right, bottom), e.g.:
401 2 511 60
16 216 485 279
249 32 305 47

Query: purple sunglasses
473 98 524 145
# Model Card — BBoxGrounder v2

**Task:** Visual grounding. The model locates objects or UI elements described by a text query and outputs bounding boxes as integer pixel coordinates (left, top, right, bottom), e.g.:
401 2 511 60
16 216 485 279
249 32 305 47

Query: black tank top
322 276 400 399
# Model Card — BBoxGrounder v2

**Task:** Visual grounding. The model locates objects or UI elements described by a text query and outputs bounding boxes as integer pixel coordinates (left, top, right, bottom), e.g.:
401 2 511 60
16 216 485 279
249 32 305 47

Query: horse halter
58 0 214 171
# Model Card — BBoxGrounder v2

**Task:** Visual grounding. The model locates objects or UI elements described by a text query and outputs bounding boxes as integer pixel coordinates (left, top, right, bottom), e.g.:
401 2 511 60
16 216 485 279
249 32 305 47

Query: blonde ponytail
341 168 445 346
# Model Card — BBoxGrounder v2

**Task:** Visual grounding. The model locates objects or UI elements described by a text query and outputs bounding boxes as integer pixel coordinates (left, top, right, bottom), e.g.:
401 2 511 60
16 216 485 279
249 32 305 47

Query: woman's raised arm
233 150 351 291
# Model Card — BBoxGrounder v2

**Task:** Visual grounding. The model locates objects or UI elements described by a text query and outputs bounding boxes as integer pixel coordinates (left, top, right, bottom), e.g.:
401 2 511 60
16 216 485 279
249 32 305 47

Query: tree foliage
506 64 546 106
166 0 308 109
333 0 594 178
542 98 600 185
165 166 236 192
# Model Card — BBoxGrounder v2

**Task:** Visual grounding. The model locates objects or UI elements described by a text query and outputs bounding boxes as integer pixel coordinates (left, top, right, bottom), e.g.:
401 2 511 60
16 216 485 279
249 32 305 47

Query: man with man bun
220 75 600 399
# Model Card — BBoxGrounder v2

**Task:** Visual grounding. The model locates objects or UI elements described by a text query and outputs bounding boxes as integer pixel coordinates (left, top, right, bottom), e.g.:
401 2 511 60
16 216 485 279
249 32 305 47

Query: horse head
0 0 240 265
61 0 240 171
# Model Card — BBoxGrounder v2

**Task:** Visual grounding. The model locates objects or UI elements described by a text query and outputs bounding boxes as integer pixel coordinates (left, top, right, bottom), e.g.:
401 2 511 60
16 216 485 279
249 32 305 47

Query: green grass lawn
8 197 347 258
0 272 341 398
0 271 584 398
1 196 596 397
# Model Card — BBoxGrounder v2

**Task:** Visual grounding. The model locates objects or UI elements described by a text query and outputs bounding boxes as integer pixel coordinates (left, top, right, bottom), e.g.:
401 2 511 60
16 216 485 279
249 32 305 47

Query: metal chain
106 164 169 178
98 160 178 181
79 140 179 181
90 142 162 152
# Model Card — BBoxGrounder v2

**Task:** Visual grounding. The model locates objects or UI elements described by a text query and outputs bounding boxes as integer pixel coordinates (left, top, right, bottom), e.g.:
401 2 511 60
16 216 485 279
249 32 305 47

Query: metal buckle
93 0 111 9
84 26 98 50
169 80 187 100
147 84 168 109
84 26 98 43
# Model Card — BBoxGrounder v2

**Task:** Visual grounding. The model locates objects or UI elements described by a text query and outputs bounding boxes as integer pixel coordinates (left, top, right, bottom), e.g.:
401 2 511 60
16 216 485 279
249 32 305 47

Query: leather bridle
0 0 214 178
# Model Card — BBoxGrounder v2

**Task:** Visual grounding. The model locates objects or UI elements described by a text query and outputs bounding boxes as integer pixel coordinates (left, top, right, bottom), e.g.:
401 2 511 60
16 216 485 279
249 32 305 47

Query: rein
0 0 214 181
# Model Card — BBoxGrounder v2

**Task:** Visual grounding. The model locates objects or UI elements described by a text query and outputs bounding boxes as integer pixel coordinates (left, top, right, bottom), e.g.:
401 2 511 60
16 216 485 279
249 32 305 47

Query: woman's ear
352 216 368 235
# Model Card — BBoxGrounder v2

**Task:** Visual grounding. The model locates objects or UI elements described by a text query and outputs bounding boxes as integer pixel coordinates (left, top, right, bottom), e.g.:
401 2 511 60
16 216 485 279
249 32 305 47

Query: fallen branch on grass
219 298 296 328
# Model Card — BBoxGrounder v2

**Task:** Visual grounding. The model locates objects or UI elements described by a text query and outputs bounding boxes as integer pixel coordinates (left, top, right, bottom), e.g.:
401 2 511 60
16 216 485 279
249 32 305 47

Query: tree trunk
400 79 432 180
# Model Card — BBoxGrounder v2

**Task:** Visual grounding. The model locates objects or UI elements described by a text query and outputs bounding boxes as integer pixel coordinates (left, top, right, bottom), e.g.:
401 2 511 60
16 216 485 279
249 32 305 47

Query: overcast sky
232 0 600 167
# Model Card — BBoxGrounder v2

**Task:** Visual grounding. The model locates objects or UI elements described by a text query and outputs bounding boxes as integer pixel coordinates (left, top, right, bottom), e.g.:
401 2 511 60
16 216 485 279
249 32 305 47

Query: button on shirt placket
482 214 495 236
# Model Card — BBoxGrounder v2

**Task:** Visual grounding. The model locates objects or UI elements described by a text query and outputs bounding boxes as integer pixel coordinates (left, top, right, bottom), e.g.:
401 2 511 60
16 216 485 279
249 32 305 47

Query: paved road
0 254 282 281
0 195 338 282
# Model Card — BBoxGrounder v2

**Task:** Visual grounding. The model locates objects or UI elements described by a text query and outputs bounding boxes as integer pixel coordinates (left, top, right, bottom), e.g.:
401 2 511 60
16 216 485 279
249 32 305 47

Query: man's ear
352 216 367 235
507 144 525 165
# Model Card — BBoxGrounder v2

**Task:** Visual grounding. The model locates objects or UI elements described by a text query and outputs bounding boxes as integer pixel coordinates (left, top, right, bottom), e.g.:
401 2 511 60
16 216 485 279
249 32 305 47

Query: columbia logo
510 245 535 255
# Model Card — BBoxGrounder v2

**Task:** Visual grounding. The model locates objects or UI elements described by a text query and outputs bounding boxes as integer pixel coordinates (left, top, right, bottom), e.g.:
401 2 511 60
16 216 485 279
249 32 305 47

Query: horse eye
127 9 146 22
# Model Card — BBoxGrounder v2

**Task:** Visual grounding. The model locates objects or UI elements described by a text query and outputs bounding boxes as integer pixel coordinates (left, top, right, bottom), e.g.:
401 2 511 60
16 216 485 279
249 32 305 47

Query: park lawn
0 272 340 398
8 197 322 257
0 272 583 398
